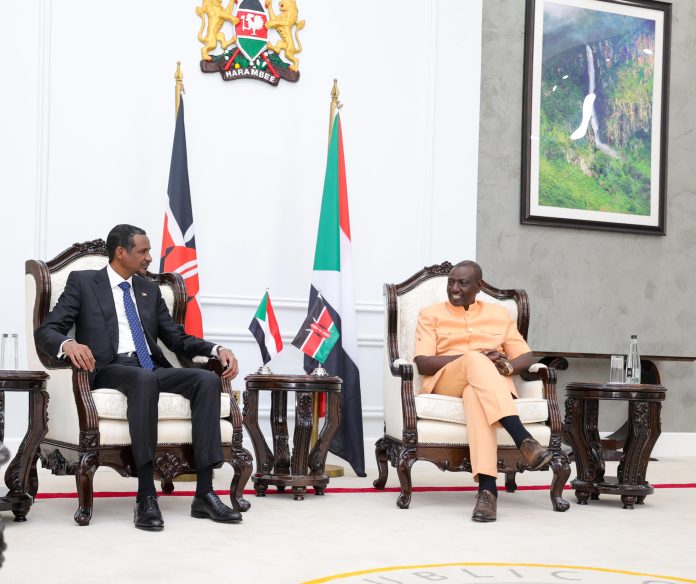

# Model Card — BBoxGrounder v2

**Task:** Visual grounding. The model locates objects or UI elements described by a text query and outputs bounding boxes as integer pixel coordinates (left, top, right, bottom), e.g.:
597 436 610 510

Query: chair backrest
25 240 189 443
385 261 529 395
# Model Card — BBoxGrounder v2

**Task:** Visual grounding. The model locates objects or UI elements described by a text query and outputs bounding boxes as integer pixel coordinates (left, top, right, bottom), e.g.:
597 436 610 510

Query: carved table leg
4 389 49 521
309 391 341 475
617 401 661 509
243 390 273 474
291 392 314 482
565 396 603 504
309 390 341 496
271 390 290 474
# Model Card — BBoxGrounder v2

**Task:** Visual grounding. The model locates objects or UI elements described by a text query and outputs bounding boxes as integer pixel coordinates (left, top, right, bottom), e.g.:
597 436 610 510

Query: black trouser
93 355 223 470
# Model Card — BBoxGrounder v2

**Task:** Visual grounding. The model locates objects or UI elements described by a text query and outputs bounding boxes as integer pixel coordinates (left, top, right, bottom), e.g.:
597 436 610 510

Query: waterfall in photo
584 44 619 158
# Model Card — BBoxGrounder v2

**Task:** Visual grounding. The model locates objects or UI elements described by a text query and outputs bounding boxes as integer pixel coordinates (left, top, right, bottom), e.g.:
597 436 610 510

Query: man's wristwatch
216 346 227 356
502 360 514 376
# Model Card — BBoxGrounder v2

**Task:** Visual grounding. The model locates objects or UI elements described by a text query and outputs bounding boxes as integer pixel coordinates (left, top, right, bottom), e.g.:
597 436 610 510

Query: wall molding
200 294 384 313
205 330 384 348
34 0 53 259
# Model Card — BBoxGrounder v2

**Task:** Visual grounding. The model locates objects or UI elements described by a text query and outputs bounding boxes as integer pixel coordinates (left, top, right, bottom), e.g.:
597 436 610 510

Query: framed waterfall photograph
521 0 671 234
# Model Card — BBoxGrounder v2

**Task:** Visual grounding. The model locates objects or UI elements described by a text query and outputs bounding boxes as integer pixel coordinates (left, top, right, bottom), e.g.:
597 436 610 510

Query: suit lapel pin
141 292 147 297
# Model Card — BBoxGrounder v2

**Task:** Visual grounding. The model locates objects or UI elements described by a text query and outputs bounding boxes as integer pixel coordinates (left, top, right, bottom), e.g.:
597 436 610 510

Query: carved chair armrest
526 364 563 435
395 362 418 444
70 366 100 435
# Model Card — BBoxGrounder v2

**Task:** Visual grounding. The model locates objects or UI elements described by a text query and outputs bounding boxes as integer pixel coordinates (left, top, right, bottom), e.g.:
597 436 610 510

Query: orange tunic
414 300 531 394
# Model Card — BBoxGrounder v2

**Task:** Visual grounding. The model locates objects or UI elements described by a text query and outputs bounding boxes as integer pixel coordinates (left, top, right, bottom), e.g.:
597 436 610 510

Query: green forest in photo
539 7 655 216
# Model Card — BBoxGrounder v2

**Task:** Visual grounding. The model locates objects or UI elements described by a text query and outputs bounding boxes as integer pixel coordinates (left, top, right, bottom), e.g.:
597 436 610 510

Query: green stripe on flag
313 116 341 271
254 291 268 321
313 323 340 363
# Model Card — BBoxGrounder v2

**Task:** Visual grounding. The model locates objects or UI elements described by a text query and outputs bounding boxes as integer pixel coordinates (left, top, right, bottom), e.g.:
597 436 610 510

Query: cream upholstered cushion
92 389 232 420
415 419 551 447
98 419 233 446
414 394 548 425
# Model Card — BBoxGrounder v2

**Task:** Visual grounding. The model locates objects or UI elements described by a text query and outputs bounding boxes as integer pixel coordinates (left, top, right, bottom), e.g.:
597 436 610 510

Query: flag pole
175 61 185 118
328 78 342 144
310 80 345 478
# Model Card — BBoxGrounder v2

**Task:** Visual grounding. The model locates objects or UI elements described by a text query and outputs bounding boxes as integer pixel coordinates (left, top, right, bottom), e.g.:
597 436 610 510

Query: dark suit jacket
35 267 214 378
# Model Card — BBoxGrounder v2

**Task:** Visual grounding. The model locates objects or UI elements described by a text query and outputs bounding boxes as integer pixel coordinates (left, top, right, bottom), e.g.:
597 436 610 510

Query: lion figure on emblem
197 0 239 61
265 0 305 71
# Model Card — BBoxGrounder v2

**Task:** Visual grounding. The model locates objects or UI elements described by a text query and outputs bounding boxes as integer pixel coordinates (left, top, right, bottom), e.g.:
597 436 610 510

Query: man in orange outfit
414 260 552 522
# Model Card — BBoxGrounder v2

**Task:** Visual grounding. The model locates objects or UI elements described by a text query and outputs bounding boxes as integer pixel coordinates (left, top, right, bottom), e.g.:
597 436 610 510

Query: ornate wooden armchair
373 262 570 511
25 239 253 525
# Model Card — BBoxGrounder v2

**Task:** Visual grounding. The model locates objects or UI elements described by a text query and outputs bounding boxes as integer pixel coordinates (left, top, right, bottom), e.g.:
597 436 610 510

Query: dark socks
478 474 498 497
195 465 214 498
499 415 532 449
137 462 156 500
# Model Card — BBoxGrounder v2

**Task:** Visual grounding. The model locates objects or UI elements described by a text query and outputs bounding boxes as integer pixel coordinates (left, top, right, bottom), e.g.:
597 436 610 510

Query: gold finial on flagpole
175 61 186 118
328 78 343 145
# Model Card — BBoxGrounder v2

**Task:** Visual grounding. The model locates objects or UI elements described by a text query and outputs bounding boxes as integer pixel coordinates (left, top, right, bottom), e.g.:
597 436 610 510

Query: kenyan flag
291 295 339 364
235 0 268 64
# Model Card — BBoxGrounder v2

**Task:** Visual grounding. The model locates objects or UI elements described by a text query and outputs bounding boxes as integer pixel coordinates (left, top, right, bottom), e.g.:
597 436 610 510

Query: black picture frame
521 0 671 235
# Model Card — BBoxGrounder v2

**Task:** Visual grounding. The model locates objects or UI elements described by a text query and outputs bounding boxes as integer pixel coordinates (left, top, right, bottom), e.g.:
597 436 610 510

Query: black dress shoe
134 495 164 531
191 492 242 523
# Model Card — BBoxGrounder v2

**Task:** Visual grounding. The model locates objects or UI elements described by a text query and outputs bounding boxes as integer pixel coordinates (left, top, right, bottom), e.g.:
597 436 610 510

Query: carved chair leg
549 450 571 512
396 447 416 509
373 437 389 490
504 470 518 493
160 476 175 495
74 453 98 526
230 447 253 512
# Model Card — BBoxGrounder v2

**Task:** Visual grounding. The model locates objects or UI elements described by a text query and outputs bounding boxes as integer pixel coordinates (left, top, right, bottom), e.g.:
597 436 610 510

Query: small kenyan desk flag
292 294 339 364
249 291 283 364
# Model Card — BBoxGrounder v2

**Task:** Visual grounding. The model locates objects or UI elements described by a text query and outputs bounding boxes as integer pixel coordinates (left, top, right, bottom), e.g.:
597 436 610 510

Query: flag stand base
324 463 344 478
256 364 273 375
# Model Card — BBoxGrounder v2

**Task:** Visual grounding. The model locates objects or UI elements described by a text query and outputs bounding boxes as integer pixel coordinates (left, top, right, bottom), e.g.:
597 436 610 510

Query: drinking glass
1 333 19 370
609 354 624 383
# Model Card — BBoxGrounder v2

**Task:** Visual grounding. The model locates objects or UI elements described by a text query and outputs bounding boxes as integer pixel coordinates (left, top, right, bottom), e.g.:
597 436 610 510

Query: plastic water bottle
625 335 641 384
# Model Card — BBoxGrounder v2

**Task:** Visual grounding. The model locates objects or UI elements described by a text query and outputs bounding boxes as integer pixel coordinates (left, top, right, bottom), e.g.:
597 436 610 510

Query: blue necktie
118 281 154 370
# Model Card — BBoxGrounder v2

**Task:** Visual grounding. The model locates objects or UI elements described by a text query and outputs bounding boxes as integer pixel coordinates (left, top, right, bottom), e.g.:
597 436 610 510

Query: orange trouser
432 351 518 481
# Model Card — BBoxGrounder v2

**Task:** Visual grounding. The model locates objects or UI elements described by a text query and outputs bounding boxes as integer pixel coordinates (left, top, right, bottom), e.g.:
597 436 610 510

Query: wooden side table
564 381 665 509
243 374 341 500
0 370 49 521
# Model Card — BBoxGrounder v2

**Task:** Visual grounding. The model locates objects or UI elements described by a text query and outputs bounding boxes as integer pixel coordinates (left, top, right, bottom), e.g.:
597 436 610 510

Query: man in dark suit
35 224 241 531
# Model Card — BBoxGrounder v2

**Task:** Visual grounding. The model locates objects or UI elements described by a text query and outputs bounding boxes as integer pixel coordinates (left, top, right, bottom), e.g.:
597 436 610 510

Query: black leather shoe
191 492 242 523
134 495 164 531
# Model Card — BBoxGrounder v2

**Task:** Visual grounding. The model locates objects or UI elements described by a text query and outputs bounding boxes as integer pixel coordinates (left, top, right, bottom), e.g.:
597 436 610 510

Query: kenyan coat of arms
197 0 304 86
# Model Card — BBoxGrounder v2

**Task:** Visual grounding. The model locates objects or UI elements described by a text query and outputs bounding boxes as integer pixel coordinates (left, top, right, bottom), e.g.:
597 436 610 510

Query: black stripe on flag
303 285 366 477
249 319 272 364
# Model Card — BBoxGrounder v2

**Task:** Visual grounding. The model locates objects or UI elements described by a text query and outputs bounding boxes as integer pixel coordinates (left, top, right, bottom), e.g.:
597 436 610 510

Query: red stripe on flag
302 330 324 357
185 295 203 338
337 117 351 241
160 215 176 260
317 307 333 329
266 294 283 352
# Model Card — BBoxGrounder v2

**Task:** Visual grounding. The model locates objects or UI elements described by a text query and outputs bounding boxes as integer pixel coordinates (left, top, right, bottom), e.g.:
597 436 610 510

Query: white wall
0 0 482 466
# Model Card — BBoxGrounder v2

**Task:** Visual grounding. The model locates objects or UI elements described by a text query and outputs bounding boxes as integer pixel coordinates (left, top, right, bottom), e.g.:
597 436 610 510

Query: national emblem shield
234 0 269 64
